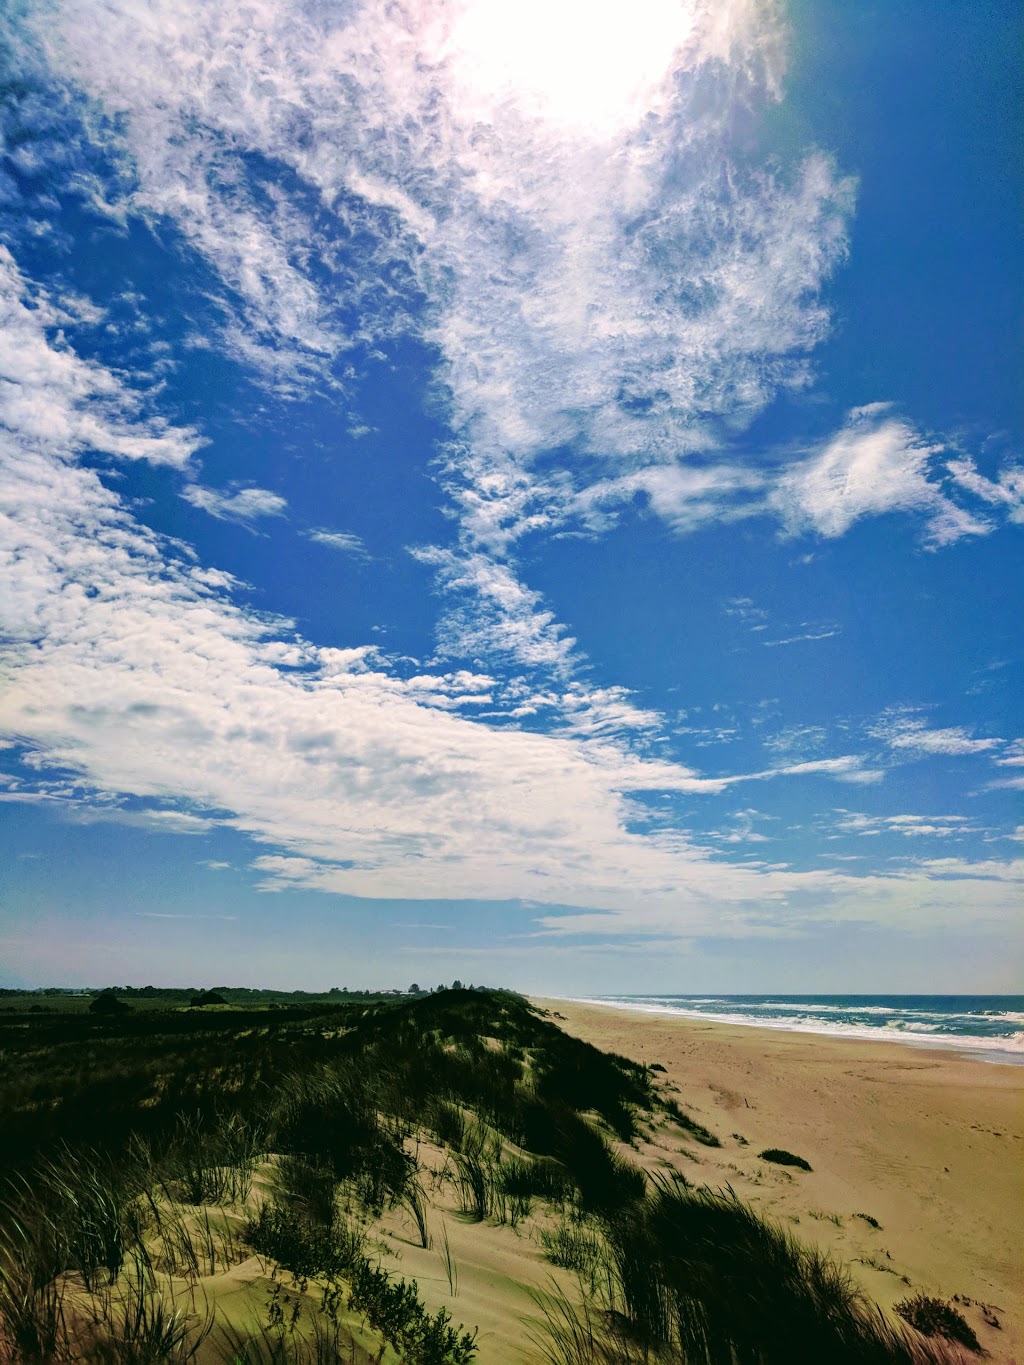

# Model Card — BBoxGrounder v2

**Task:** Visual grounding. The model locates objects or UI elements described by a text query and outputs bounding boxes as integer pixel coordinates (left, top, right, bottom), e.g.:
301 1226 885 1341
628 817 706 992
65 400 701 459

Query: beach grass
0 987 974 1363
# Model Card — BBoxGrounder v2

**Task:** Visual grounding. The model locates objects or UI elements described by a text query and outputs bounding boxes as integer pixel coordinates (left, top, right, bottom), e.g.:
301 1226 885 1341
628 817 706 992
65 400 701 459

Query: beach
531 997 1024 1363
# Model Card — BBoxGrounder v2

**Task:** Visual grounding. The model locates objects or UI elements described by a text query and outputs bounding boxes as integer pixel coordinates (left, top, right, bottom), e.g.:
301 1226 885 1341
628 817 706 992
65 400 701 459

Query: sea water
571 995 1024 1064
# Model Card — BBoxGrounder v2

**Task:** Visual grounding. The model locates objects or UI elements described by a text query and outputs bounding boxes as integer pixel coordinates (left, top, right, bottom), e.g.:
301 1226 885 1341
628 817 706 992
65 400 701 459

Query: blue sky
0 0 1020 993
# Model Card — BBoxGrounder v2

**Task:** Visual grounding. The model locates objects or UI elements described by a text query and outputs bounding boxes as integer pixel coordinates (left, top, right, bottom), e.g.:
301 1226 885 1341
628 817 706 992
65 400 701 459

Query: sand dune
530 998 1024 1364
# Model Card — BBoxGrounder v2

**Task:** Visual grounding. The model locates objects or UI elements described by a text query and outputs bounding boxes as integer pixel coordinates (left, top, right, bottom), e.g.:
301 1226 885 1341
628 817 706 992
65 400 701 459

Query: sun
445 0 695 136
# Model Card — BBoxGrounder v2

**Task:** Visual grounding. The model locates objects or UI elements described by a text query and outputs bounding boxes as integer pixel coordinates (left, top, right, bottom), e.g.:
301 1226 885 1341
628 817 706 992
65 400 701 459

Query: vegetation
0 986 969 1363
758 1147 813 1171
895 1296 982 1353
190 991 228 1008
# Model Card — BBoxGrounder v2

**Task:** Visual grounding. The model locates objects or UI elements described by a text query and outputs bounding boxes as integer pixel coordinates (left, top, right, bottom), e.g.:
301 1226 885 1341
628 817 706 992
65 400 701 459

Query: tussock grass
759 1147 813 1171
895 1295 982 1353
533 1176 964 1365
0 987 966 1364
528 1283 635 1365
539 1220 605 1287
83 1253 214 1363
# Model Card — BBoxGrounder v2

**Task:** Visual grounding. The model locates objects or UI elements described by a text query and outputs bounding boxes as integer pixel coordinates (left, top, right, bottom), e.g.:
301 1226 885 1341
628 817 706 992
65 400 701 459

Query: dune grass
0 987 971 1364
758 1147 813 1171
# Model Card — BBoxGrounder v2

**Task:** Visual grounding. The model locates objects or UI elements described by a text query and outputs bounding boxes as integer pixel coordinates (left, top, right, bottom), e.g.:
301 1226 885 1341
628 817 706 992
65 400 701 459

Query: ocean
572 995 1024 1063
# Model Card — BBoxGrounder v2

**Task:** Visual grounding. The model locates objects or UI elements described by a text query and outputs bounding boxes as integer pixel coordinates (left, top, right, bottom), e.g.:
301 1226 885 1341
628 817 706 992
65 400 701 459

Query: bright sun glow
446 0 695 135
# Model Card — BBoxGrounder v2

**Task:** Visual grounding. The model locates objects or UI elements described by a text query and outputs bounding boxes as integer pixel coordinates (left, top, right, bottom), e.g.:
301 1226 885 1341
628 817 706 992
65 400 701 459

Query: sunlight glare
446 0 695 135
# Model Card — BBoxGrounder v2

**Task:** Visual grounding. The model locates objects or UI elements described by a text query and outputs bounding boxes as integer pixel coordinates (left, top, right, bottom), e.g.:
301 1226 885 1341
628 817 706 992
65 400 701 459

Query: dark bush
895 1295 982 1352
88 991 131 1016
190 990 227 1007
759 1147 812 1171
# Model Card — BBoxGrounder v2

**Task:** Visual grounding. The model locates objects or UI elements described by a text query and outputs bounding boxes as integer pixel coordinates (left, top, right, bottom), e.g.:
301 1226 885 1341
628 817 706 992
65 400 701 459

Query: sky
0 0 1021 994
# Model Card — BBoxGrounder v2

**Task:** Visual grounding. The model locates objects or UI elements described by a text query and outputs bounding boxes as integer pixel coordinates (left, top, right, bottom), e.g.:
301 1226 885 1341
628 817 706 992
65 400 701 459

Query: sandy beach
529 997 1024 1363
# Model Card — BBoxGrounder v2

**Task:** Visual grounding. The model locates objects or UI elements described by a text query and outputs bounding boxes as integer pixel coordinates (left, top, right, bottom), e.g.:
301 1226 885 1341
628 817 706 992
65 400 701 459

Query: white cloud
833 812 975 839
870 709 1002 758
182 484 288 524
10 0 1017 579
994 739 1024 767
7 245 1001 941
419 548 579 675
18 0 852 545
724 597 769 627
307 529 369 557
766 755 883 785
3 14 1019 952
762 625 840 647
0 246 201 468
772 405 992 545
947 458 1024 523
67 806 216 834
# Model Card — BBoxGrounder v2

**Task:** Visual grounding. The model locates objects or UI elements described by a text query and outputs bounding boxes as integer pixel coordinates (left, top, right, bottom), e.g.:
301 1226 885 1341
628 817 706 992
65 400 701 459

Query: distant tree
89 990 131 1015
190 990 227 1008
451 979 464 991
408 983 422 995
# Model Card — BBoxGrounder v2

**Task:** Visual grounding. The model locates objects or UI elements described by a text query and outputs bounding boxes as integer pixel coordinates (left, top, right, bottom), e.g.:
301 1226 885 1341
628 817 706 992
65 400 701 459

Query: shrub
759 1148 813 1171
894 1295 982 1352
244 1203 361 1280
346 1258 477 1364
89 991 131 1016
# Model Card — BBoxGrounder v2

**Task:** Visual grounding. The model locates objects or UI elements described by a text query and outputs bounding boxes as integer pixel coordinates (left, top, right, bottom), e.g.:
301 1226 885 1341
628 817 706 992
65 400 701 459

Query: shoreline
552 994 1024 1066
531 995 1024 1363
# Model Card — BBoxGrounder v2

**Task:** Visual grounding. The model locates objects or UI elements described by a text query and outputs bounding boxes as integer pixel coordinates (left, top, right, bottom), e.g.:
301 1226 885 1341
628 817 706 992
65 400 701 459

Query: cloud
0 247 201 468
832 812 975 839
947 458 1024 523
765 756 883 785
870 709 1002 758
2 13 1019 954
182 484 288 524
724 597 769 628
994 739 1024 768
762 625 840 647
10 0 1018 588
529 850 1024 940
772 405 992 545
6 252 983 941
67 806 215 834
722 598 839 648
763 725 828 762
16 0 853 550
419 548 579 675
307 529 369 558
